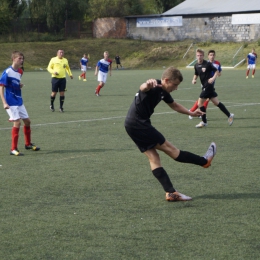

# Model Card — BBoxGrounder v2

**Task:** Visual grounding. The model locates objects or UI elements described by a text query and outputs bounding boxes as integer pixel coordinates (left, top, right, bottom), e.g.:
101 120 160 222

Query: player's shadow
196 193 260 200
39 148 133 155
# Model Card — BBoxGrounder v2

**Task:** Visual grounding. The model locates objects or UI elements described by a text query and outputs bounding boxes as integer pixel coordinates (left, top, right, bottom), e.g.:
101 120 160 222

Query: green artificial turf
0 69 259 259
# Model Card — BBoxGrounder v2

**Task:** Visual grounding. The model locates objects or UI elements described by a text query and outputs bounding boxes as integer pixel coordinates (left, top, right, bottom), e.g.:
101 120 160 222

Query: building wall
93 18 126 38
126 16 260 42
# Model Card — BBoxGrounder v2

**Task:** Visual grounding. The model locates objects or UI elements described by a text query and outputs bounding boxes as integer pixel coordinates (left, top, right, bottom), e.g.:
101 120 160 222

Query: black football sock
152 167 176 193
200 106 207 123
217 102 230 117
50 96 55 106
60 96 65 109
175 150 207 166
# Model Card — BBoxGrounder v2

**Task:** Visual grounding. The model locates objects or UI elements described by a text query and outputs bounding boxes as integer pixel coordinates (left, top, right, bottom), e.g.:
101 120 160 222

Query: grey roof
163 0 260 16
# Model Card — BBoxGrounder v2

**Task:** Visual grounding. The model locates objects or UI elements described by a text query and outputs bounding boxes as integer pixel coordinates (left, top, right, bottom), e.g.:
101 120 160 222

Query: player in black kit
192 49 234 128
124 66 217 202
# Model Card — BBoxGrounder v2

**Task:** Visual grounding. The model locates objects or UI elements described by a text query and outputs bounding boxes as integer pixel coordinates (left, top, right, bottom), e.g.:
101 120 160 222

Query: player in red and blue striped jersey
79 54 89 81
246 48 257 78
0 51 40 156
94 51 112 96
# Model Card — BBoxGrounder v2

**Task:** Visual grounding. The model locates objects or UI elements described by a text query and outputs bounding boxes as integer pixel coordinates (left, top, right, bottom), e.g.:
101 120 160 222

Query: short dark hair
208 50 215 55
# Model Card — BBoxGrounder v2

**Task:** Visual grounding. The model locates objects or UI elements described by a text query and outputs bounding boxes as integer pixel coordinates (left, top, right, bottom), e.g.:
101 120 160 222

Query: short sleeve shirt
0 66 23 106
97 59 112 73
115 56 121 63
247 52 257 65
81 57 88 66
124 80 174 129
194 60 217 86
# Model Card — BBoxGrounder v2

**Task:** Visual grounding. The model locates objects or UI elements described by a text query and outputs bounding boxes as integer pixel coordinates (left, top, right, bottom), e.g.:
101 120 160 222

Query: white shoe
203 142 217 168
166 191 192 201
228 113 234 126
196 121 207 128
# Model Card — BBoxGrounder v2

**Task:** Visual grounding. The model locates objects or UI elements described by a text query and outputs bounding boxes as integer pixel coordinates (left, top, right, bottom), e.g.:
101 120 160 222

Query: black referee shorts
125 125 166 153
51 77 66 92
199 83 218 99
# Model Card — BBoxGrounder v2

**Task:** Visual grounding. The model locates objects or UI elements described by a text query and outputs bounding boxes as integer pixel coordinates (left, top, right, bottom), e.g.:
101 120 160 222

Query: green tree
0 2 11 34
154 0 185 13
6 0 27 18
0 0 27 34
28 0 88 32
88 0 144 19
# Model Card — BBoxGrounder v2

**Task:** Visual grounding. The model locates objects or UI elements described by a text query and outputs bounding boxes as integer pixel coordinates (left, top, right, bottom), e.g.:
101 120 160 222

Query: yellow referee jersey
47 56 72 78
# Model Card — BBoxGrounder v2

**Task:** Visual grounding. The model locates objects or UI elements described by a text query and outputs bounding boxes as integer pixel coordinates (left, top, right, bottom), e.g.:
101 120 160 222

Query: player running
188 50 222 119
192 49 234 128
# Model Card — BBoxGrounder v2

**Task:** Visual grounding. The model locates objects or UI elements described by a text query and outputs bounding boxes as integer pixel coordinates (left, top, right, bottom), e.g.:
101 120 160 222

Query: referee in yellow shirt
47 50 73 112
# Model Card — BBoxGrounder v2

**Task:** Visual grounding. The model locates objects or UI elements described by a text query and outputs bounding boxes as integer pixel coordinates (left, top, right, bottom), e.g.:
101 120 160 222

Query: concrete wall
126 16 260 42
93 18 126 38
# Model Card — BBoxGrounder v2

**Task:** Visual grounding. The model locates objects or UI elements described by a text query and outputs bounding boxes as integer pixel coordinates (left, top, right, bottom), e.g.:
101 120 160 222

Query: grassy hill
0 38 257 71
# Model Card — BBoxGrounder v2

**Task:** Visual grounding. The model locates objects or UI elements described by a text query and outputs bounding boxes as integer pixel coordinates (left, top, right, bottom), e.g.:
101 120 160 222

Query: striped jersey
96 59 112 73
81 57 89 66
247 52 257 65
212 60 222 73
0 66 23 106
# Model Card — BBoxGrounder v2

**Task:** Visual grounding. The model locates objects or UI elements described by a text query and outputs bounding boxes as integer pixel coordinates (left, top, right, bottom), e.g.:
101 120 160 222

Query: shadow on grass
196 193 260 200
40 148 132 154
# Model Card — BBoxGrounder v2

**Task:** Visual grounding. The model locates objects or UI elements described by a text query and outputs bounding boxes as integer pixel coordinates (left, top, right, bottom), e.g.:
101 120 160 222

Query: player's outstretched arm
168 101 204 117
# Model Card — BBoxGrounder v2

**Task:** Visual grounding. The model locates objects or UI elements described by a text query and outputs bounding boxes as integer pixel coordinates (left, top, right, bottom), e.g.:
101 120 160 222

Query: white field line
0 102 259 131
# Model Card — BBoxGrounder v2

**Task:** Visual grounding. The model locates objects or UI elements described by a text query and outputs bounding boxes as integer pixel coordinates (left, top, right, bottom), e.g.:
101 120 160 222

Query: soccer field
0 69 259 259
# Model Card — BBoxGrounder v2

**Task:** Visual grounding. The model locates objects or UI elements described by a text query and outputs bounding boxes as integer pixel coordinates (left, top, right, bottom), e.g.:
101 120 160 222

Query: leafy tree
0 0 27 34
87 0 143 19
28 0 88 32
154 0 185 13
124 0 144 15
6 0 27 18
0 2 11 34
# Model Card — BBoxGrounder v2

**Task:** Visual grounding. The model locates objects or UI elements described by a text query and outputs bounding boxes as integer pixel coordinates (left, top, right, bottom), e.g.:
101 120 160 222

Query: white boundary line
0 102 259 131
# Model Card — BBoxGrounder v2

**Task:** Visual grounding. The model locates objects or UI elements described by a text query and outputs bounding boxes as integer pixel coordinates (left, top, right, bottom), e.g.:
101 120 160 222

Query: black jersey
115 56 121 64
124 80 174 129
194 60 217 86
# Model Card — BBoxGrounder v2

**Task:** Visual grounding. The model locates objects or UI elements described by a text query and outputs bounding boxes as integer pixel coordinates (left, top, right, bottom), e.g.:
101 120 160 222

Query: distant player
0 51 40 156
79 54 89 81
189 50 222 119
192 49 234 128
246 48 257 78
115 54 122 70
94 51 112 96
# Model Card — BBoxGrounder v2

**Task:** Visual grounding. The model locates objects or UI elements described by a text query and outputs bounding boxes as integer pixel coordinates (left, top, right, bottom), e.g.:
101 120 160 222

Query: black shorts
199 83 218 99
125 126 165 153
51 78 66 92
